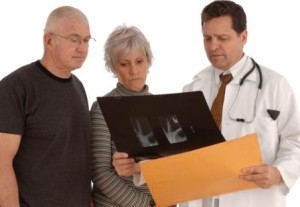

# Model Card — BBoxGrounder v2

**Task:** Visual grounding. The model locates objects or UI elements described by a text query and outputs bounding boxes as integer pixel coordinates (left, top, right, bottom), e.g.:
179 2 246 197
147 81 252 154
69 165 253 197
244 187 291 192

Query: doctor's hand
240 164 283 189
112 152 141 177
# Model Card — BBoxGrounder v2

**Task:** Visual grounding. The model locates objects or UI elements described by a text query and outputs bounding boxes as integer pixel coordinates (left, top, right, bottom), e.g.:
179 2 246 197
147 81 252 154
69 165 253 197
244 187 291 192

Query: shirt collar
213 55 248 85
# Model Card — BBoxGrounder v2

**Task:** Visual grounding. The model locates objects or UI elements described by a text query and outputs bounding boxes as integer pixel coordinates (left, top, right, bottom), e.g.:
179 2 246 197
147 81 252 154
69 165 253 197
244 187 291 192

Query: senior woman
90 25 155 207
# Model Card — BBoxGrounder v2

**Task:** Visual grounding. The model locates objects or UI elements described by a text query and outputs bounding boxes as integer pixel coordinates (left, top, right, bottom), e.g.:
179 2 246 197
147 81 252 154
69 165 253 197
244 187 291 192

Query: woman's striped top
91 83 153 207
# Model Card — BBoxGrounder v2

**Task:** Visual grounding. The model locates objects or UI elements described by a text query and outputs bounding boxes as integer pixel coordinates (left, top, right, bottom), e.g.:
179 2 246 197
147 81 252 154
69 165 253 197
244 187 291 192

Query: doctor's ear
240 30 248 45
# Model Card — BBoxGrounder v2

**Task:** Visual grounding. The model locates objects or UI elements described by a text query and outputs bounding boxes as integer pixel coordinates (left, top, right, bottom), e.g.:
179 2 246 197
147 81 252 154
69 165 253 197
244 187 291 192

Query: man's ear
44 33 55 49
241 29 247 45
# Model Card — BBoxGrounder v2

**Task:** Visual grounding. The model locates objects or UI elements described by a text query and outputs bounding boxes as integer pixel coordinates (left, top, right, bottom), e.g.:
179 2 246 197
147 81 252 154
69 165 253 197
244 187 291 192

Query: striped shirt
91 83 153 207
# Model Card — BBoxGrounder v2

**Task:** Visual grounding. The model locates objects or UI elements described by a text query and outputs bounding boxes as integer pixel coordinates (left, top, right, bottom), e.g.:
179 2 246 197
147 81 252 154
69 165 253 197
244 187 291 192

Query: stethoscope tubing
228 57 262 123
240 58 263 89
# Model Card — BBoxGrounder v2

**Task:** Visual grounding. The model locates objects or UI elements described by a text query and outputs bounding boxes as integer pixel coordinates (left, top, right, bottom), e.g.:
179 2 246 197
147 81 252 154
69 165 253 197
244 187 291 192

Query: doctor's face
202 16 247 71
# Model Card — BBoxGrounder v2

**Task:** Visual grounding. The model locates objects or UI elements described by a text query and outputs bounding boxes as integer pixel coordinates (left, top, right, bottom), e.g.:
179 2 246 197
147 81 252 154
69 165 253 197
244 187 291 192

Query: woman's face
114 50 149 92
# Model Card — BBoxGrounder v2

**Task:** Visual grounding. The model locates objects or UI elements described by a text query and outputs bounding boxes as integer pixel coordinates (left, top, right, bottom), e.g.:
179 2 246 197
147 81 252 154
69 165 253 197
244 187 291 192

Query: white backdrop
1 0 299 206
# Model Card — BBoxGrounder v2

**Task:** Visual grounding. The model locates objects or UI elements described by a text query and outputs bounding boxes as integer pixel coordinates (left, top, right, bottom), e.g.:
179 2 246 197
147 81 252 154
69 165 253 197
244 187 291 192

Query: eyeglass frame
49 32 96 46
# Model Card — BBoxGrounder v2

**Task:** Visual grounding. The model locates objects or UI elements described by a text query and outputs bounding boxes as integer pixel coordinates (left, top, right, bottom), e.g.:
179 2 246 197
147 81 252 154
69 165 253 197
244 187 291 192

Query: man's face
202 16 247 71
49 19 91 73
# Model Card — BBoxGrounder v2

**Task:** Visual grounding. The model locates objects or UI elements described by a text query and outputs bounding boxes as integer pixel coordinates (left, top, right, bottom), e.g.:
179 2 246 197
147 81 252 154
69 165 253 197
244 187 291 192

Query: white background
1 0 299 206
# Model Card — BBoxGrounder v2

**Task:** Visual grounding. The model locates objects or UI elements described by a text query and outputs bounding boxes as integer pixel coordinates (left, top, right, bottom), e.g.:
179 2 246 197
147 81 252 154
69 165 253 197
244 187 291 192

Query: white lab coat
182 56 300 207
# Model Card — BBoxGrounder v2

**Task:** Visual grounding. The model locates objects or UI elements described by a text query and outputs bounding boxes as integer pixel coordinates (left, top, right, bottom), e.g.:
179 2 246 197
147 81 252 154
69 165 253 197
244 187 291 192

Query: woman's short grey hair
104 25 153 73
44 6 89 33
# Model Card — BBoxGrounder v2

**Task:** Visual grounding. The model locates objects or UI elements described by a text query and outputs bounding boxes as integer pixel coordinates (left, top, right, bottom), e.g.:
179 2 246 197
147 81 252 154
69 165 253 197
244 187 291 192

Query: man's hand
112 152 141 177
240 164 283 188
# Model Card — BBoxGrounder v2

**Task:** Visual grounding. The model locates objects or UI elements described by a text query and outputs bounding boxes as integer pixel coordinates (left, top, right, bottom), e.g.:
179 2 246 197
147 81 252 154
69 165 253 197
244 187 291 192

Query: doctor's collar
213 55 248 82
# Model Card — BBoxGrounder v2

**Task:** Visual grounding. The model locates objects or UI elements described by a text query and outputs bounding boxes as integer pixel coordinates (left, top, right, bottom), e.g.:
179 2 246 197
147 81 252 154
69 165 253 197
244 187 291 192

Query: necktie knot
220 73 233 84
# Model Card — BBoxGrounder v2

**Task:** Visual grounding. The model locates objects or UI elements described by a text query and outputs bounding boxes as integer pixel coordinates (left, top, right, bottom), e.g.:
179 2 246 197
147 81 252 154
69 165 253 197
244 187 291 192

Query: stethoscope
227 57 263 123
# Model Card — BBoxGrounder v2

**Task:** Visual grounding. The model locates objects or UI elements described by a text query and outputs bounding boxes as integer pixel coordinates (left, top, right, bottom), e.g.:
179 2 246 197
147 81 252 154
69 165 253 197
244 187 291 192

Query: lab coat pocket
254 116 278 163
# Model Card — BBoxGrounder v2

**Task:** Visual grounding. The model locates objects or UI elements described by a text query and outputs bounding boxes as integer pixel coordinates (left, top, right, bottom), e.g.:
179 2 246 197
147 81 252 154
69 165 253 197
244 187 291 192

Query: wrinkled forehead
57 18 90 35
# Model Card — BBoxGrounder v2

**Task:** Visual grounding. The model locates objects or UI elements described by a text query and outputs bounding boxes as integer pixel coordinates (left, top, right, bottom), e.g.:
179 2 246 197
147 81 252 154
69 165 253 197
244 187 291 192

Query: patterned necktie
211 73 233 129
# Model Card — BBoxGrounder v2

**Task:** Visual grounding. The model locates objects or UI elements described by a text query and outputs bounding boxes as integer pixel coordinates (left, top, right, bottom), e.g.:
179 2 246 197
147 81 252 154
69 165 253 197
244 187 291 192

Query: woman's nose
129 64 138 74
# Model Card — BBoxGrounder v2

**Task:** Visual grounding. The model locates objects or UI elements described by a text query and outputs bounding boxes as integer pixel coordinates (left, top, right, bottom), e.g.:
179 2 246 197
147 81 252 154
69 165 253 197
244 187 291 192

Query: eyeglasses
50 33 96 46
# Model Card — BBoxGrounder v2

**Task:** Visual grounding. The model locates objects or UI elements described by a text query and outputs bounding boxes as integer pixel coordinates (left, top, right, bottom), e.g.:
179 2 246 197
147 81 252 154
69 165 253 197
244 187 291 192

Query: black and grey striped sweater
91 83 153 207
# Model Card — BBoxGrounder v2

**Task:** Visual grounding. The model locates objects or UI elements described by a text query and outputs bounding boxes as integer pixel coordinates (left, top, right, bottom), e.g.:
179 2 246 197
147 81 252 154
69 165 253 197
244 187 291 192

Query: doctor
182 1 300 207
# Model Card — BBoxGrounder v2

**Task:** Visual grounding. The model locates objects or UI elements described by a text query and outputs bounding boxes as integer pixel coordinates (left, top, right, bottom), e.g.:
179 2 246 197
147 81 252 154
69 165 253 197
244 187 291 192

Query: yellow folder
140 133 262 207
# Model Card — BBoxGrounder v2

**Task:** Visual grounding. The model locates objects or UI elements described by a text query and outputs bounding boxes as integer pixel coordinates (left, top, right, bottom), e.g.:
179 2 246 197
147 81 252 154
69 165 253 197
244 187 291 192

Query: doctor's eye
203 36 212 41
217 35 230 41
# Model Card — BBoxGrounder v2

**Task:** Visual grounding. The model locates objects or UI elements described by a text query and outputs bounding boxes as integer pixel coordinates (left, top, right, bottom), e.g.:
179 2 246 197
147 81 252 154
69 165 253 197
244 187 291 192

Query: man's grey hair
44 6 89 33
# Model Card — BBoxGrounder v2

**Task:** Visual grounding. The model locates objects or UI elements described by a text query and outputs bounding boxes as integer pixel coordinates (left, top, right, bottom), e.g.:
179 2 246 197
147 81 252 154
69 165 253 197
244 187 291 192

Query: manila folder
140 133 262 207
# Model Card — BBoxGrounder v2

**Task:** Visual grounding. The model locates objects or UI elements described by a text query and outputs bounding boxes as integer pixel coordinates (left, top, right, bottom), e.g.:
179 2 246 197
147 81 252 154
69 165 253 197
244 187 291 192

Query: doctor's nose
210 43 220 52
206 38 221 51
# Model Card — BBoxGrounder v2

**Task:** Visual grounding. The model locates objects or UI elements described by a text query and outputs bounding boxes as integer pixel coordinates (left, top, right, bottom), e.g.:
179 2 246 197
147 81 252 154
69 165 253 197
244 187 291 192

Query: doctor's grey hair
104 25 153 73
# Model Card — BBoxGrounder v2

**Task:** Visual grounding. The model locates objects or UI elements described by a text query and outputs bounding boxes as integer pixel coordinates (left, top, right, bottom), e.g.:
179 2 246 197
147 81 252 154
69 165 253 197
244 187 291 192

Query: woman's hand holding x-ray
112 152 141 177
